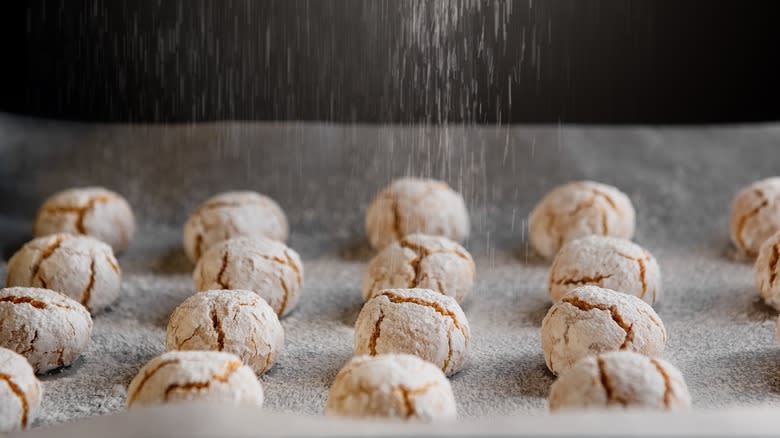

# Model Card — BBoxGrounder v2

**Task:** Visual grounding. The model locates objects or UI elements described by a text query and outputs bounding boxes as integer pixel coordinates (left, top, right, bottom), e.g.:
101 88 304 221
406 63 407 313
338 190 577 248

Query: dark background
1 0 779 124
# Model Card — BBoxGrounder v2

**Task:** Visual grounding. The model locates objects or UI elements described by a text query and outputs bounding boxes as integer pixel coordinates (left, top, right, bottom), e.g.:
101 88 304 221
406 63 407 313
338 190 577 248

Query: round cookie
548 236 661 305
354 288 470 376
33 187 136 253
731 177 780 257
365 178 469 250
0 287 93 374
0 347 42 432
166 290 284 375
541 285 666 375
193 237 303 317
325 354 456 421
362 233 476 303
7 233 122 313
183 191 288 263
549 351 691 412
126 351 263 408
754 230 780 310
528 181 636 259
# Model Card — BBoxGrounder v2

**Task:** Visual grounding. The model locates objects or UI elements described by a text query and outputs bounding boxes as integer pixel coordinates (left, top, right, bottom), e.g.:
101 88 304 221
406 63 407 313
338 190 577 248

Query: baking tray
2 113 780 434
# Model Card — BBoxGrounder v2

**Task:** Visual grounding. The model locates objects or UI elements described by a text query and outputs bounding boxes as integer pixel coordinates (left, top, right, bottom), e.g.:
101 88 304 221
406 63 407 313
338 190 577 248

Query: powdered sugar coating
166 290 284 375
183 191 288 263
33 187 136 254
362 233 476 303
126 350 263 408
0 287 93 374
325 354 456 421
548 236 661 305
754 231 780 310
528 181 636 259
7 234 122 313
0 347 42 432
193 237 303 317
365 178 469 250
354 288 470 376
731 177 780 257
549 351 690 412
541 285 666 375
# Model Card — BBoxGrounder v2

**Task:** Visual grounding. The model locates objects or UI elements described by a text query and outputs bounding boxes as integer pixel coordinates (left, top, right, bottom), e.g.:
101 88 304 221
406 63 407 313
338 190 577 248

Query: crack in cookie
368 310 385 355
0 372 29 428
80 259 96 311
162 360 242 401
127 359 181 406
597 357 628 406
735 188 770 255
650 358 673 408
561 296 633 350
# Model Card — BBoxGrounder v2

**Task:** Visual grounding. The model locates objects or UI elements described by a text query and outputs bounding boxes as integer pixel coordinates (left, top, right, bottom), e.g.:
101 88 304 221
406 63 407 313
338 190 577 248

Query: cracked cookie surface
354 288 470 376
33 187 136 253
0 347 42 432
528 181 636 259
731 177 780 257
0 287 93 374
548 236 660 305
541 285 666 375
549 351 690 412
193 237 303 317
126 351 263 408
166 289 284 375
754 230 780 310
362 233 476 303
7 234 121 313
325 354 456 421
183 191 288 263
365 178 469 250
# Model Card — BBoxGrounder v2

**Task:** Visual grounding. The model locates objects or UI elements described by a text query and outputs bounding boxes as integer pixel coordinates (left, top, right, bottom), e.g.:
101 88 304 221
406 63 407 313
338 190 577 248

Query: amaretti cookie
126 351 263 408
0 347 42 432
731 177 780 257
193 237 303 317
354 288 470 376
528 181 635 259
549 351 690 412
166 290 284 375
33 187 136 253
325 354 456 421
365 178 469 250
541 285 666 375
548 236 660 305
7 233 121 313
183 191 288 262
0 287 93 373
362 233 476 303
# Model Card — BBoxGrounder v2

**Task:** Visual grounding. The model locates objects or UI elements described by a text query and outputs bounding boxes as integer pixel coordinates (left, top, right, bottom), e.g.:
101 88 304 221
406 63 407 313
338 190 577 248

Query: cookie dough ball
193 237 303 317
0 287 93 374
541 285 666 375
126 351 263 408
365 178 469 250
529 181 636 259
0 347 42 432
362 233 476 303
548 236 661 305
325 354 456 421
354 288 470 376
183 191 288 263
33 187 136 254
731 178 780 257
549 351 691 412
7 233 122 313
754 230 780 310
166 290 284 375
